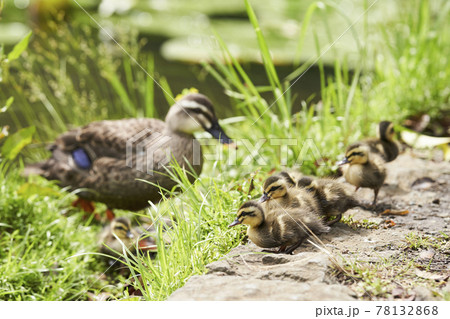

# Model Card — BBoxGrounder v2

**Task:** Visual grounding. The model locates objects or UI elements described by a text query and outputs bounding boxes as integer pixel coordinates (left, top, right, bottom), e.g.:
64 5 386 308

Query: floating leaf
1 126 35 160
7 31 32 61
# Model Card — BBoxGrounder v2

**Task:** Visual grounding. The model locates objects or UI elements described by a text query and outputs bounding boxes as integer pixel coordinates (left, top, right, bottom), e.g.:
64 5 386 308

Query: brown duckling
98 217 137 258
338 144 386 207
259 174 320 214
277 171 303 187
297 176 360 225
354 121 399 162
228 201 329 254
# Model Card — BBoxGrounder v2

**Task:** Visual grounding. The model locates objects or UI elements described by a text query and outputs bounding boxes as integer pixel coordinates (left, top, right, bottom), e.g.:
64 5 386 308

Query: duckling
276 170 304 187
259 174 319 214
99 217 164 259
338 144 386 207
228 201 330 254
356 121 399 162
24 93 234 216
296 176 360 225
133 218 174 253
98 217 137 258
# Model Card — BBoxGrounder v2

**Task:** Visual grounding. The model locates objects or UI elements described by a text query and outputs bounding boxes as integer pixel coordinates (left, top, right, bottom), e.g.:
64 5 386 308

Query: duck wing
25 118 178 210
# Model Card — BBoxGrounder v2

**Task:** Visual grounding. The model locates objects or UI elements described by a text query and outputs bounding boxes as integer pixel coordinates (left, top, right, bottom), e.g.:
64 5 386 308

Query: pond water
0 0 401 121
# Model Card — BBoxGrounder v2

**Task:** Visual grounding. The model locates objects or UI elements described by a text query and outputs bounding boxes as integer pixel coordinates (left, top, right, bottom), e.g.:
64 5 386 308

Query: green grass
404 232 449 250
0 0 449 300
0 173 104 300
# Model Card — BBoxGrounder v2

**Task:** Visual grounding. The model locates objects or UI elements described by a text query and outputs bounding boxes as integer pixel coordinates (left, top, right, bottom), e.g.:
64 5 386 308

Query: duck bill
206 121 235 146
258 193 270 203
126 231 134 239
337 157 350 166
228 218 242 227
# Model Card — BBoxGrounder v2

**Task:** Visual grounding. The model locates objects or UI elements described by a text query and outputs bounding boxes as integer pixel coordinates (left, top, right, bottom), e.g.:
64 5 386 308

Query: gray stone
169 275 355 301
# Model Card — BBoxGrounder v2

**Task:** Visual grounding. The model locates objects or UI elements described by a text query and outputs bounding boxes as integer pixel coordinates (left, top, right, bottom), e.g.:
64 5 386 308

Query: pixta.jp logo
126 129 173 175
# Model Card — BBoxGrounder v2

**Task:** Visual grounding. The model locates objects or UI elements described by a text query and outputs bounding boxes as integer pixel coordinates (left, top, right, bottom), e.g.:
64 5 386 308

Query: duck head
259 175 288 203
228 200 264 228
378 121 395 142
165 93 234 146
111 217 134 240
337 144 369 166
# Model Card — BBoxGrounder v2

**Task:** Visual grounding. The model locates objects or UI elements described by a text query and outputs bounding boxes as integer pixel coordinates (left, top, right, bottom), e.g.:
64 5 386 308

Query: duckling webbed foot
369 189 380 211
327 214 342 226
284 239 305 255
261 249 281 254
262 245 287 254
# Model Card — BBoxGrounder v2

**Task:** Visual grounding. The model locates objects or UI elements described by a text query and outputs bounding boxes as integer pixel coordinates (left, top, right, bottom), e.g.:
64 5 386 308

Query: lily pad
0 23 30 45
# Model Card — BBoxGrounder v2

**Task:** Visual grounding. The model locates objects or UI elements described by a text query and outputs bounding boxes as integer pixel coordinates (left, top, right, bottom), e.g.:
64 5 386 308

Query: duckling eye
238 211 255 218
268 185 281 193
348 151 364 158
114 225 128 232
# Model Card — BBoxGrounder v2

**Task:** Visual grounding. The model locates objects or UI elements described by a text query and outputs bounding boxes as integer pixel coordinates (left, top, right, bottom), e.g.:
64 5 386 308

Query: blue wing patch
72 148 92 169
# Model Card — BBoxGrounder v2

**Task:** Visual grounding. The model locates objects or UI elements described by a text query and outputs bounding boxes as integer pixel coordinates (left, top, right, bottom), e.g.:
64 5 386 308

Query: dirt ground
169 150 450 300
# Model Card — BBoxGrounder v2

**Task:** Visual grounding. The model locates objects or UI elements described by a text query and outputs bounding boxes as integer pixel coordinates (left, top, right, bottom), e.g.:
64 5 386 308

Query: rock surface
169 151 450 301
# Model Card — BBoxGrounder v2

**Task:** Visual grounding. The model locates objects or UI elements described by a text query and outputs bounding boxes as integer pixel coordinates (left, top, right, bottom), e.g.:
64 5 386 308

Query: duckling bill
229 201 329 254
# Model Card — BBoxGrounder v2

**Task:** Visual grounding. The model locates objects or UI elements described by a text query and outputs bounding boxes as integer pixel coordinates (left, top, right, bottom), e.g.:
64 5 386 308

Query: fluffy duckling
229 201 329 254
277 171 303 187
297 176 360 225
356 121 399 162
259 175 320 214
338 144 386 207
98 217 137 258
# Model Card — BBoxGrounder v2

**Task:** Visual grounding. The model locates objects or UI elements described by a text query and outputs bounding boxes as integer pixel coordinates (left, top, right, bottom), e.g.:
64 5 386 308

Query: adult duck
25 93 234 217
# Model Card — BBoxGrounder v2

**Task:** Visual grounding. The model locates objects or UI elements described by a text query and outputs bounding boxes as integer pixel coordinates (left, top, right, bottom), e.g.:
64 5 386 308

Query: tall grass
0 20 171 153
374 0 450 121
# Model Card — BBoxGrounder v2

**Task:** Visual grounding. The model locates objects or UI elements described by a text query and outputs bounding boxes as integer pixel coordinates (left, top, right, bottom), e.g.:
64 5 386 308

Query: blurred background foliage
0 0 448 166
